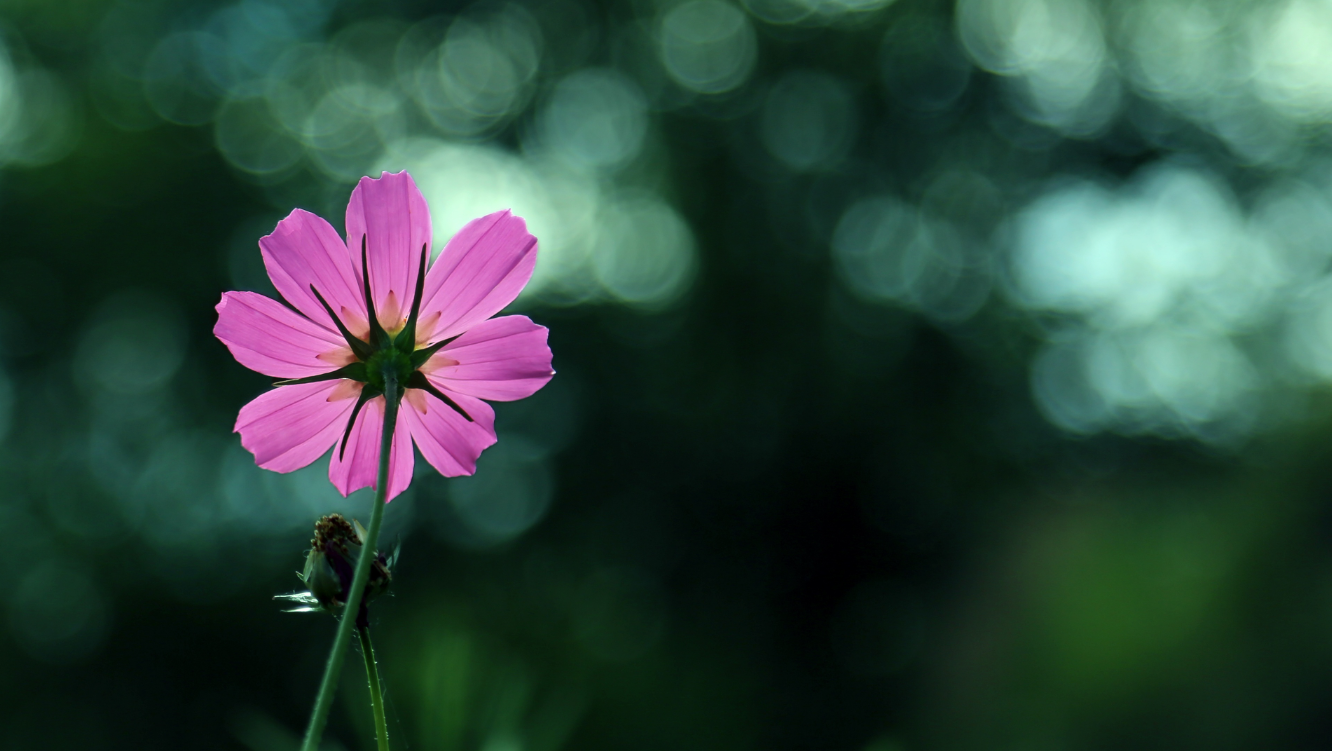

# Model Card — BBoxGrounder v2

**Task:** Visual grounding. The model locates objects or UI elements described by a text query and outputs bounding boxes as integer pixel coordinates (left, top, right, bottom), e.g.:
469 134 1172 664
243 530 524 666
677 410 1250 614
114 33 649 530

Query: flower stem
358 626 390 751
301 375 400 751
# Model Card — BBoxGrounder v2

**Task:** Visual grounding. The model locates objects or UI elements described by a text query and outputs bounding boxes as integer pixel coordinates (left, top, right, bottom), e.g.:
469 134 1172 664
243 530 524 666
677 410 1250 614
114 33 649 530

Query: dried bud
277 514 394 626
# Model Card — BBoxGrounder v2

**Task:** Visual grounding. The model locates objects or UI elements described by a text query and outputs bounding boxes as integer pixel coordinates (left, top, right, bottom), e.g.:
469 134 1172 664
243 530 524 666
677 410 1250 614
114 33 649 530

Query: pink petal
417 210 537 344
235 381 355 472
214 291 347 378
260 209 370 337
345 171 431 332
328 395 415 501
402 388 497 477
427 315 554 401
386 414 414 500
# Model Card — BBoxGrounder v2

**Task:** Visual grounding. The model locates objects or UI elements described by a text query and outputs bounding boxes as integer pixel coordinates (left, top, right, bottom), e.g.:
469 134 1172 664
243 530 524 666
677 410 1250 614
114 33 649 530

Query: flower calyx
272 237 474 458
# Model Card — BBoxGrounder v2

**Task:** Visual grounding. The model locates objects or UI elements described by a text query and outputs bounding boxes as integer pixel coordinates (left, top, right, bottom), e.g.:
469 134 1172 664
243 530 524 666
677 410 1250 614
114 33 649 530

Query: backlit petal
214 291 346 378
402 388 497 477
345 171 431 332
417 210 537 343
260 209 370 337
427 315 554 401
235 381 355 472
328 395 415 500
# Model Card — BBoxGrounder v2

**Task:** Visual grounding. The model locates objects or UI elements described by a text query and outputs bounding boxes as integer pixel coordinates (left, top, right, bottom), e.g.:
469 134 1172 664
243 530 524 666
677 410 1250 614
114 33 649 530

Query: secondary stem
301 375 400 751
359 626 390 751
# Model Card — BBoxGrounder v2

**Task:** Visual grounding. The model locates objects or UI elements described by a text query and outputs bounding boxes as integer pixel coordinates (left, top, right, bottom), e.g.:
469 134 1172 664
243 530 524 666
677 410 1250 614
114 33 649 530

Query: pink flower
214 171 554 500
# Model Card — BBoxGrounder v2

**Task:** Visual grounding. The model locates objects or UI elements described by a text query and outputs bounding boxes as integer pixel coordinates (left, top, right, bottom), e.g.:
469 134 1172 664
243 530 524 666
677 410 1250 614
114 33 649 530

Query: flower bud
278 514 393 624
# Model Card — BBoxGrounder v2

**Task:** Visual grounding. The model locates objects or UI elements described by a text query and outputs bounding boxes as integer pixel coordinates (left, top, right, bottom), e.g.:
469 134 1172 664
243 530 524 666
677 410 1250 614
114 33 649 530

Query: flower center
364 347 414 394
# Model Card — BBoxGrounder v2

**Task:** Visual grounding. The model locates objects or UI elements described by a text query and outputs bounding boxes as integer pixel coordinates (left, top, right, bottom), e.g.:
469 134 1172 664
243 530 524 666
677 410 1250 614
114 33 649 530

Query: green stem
358 626 390 751
301 375 400 751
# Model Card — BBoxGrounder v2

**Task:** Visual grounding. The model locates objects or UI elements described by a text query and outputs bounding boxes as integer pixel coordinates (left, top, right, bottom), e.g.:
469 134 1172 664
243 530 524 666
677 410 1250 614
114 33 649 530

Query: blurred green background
4 0 1332 747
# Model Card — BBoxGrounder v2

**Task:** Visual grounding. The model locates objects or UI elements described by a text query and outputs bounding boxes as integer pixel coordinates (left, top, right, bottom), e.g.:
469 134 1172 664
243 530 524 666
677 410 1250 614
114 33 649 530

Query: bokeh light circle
74 292 187 396
592 197 698 309
8 561 110 664
214 96 304 174
760 70 857 172
540 68 649 171
447 438 554 545
659 0 758 95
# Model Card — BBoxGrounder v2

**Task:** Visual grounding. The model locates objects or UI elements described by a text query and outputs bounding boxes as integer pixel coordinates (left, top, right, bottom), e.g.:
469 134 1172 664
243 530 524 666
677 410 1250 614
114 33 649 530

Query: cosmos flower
214 171 554 499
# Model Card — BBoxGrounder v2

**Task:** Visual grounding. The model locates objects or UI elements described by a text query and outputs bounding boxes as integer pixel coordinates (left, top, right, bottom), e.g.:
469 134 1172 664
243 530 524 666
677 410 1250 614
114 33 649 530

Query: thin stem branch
359 626 390 751
301 375 400 751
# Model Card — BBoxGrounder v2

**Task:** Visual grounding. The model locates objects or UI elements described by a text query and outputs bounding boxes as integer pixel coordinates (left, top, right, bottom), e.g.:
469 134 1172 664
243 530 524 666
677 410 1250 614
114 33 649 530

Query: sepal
360 236 392 349
310 285 374 362
339 386 383 460
406 370 472 421
274 362 368 387
410 334 460 370
395 243 430 354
